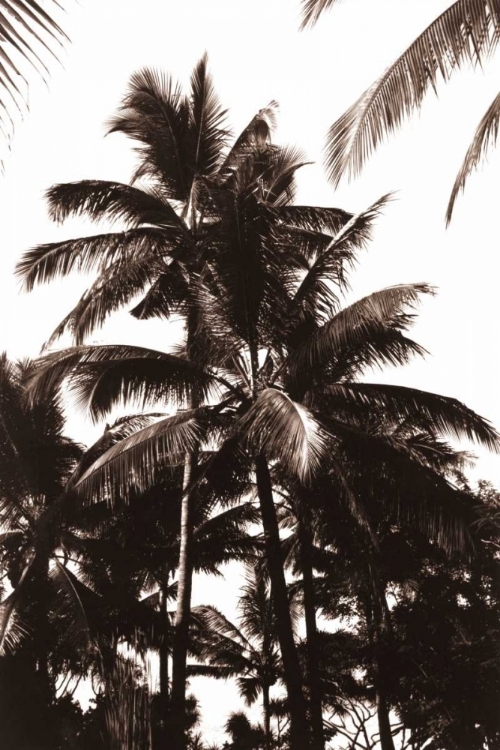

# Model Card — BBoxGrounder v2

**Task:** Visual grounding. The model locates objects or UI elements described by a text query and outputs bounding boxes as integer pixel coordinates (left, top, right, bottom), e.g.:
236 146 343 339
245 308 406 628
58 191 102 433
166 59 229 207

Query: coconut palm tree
301 0 500 221
23 223 499 748
16 59 377 748
193 566 286 750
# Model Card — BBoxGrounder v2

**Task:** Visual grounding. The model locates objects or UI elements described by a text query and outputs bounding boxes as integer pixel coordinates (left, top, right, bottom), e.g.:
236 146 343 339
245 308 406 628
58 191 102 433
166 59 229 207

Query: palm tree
193 567 286 750
294 415 485 750
0 353 169 697
301 0 500 221
24 200 499 747
16 60 373 748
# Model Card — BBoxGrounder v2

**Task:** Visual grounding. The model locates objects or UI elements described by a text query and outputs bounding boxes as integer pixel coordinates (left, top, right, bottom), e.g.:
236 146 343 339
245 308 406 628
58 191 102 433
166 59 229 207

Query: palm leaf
72 410 203 500
49 561 91 649
325 0 500 184
26 344 222 419
44 256 171 347
291 194 392 320
325 382 500 451
446 90 500 223
46 180 184 228
189 53 229 180
291 283 432 376
107 67 191 198
0 556 34 655
16 227 176 291
0 1 68 144
239 388 329 480
300 0 343 28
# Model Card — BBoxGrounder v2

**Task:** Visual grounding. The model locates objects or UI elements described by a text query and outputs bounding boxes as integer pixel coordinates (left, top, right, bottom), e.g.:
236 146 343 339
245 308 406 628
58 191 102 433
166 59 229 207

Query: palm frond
44 256 172 347
107 67 191 198
291 283 432 376
218 100 278 179
193 604 253 654
291 194 392 320
325 0 500 184
300 0 343 29
73 411 203 500
129 260 189 320
49 561 91 649
236 675 262 706
16 227 175 291
240 388 329 480
0 1 68 146
26 344 221 419
69 413 164 487
0 557 34 655
46 180 183 228
446 89 500 223
326 382 500 451
189 53 229 179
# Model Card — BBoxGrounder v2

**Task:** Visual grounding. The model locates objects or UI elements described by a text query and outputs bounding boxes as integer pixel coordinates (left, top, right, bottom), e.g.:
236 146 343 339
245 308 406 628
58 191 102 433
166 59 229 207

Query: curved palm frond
72 410 203 499
324 0 500 184
300 0 343 29
446 89 500 223
68 413 165 487
49 561 91 650
0 557 34 655
218 100 278 179
16 227 177 291
291 283 433 376
240 388 330 479
291 194 393 320
26 344 222 419
0 1 68 145
193 604 254 655
107 66 191 197
325 382 500 451
46 180 184 228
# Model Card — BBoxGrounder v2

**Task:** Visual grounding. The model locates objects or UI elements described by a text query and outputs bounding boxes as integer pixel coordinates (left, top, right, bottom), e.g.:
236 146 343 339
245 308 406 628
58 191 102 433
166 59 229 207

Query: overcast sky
2 0 500 740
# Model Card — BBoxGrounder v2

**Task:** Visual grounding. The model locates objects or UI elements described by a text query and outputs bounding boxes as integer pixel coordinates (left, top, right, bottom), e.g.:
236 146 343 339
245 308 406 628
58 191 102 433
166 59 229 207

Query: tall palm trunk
255 454 310 749
262 682 271 750
168 451 198 750
159 581 169 745
296 506 325 749
366 562 396 750
169 303 202 750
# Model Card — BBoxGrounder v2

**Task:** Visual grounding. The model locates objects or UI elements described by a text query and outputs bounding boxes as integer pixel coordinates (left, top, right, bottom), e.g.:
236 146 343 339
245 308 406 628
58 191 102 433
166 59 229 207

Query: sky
1 0 500 742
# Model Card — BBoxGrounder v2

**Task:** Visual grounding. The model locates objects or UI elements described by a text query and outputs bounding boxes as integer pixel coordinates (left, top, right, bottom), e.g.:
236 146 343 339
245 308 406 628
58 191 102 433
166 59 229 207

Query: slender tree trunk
374 665 396 750
296 508 325 750
159 580 170 746
168 451 198 750
255 454 310 750
366 562 395 750
262 682 271 750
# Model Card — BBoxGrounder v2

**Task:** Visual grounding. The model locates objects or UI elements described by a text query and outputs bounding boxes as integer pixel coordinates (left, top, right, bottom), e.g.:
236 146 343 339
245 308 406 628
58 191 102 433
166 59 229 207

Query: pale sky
1 0 500 742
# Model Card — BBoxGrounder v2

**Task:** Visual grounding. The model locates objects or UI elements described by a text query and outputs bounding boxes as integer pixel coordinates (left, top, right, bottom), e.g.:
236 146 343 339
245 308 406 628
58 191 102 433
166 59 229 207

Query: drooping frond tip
0 1 69 152
325 0 500 186
300 0 343 29
446 89 500 224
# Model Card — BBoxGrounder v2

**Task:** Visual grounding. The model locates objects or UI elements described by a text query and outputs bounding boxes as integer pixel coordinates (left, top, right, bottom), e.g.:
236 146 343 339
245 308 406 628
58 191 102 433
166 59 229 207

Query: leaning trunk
255 454 310 749
296 507 325 750
168 451 198 750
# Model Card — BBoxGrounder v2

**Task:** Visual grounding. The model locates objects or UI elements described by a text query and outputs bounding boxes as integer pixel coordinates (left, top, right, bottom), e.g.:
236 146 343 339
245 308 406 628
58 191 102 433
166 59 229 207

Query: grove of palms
0 5 499 750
